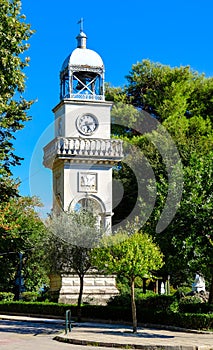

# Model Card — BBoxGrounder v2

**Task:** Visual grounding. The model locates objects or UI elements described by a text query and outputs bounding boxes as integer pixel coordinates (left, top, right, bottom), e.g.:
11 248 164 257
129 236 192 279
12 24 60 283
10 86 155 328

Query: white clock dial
77 114 98 135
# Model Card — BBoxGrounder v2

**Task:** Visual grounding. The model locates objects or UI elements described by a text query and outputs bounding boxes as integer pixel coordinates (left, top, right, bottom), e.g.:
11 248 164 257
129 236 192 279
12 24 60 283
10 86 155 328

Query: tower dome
60 26 105 101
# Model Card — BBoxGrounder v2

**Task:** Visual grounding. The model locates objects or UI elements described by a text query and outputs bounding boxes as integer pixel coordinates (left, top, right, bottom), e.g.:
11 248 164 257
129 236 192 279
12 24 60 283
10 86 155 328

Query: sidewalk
1 314 213 349
55 321 213 349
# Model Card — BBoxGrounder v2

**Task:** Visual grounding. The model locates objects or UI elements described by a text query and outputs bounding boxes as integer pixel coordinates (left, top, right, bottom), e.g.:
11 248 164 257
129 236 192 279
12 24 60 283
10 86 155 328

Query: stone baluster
87 139 92 155
67 139 72 154
107 140 111 156
70 138 75 154
116 140 119 156
72 139 76 155
102 139 106 156
115 140 119 156
75 139 80 155
94 139 99 156
60 138 64 154
108 140 112 156
63 138 68 154
91 139 96 155
83 139 88 155
112 140 115 156
79 139 84 155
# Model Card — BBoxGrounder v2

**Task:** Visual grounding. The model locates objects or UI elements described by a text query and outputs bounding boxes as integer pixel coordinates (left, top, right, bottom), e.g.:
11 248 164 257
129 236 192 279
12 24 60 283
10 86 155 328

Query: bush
174 286 192 297
179 297 213 313
0 292 14 302
0 301 69 317
137 294 175 311
107 293 131 307
108 290 167 308
161 312 213 330
21 292 39 302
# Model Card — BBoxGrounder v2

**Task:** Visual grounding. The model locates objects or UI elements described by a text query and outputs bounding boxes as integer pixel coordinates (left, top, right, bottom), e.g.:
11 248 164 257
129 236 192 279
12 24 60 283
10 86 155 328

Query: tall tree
106 60 213 297
166 152 213 299
0 196 48 297
0 0 34 200
92 229 164 333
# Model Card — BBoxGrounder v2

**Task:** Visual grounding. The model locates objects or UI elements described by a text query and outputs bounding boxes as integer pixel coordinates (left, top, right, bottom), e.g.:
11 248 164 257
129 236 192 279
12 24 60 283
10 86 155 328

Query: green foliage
174 286 192 297
45 210 104 276
108 59 213 298
0 196 48 295
0 292 14 301
0 0 34 200
44 209 106 313
92 226 164 332
179 297 213 313
93 231 164 280
21 291 39 302
0 301 69 317
125 60 213 125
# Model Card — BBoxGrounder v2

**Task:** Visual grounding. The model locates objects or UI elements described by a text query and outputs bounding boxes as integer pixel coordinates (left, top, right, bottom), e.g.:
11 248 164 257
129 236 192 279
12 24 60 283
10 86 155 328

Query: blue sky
13 0 213 216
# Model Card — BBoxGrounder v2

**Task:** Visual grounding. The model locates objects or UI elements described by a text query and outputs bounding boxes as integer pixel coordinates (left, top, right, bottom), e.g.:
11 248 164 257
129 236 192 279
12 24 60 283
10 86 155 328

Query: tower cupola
60 20 105 101
76 30 87 49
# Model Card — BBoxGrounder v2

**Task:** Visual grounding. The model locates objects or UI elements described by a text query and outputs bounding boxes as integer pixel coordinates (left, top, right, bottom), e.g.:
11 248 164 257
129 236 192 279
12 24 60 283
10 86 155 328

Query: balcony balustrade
43 137 123 168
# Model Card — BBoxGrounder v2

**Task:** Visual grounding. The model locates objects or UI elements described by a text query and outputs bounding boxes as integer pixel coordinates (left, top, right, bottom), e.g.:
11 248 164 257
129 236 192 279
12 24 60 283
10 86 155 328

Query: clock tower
43 25 123 230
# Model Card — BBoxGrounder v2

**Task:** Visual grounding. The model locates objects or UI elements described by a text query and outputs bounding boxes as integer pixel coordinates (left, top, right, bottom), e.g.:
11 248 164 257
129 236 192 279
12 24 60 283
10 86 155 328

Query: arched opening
70 195 106 228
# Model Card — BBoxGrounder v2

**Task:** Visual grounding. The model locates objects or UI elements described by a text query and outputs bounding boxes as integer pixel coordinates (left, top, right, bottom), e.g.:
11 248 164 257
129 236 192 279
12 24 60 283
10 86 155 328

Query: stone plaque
78 172 97 192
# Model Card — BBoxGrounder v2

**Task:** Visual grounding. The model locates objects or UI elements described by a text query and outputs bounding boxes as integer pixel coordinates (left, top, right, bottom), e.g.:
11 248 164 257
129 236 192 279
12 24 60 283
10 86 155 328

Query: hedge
0 301 212 330
179 300 213 314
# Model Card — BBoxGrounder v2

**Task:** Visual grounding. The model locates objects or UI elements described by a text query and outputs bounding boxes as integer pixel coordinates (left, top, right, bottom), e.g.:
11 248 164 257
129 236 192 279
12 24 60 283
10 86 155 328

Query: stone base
49 273 119 305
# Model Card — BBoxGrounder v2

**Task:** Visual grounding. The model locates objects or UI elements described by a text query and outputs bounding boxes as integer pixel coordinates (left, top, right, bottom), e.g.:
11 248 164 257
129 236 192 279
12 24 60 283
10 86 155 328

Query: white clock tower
43 23 123 304
43 25 123 231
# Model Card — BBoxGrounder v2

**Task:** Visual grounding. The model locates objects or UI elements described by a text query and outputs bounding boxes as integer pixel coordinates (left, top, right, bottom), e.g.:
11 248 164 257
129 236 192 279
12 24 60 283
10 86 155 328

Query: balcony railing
70 93 104 101
43 137 123 168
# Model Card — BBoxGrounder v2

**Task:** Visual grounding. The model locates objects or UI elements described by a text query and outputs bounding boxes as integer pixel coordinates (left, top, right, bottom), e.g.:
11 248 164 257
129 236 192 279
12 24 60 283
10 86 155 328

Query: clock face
76 114 98 135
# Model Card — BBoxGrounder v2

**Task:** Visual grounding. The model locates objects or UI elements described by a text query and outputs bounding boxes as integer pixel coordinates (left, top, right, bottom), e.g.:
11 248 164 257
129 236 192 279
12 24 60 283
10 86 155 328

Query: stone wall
49 273 119 305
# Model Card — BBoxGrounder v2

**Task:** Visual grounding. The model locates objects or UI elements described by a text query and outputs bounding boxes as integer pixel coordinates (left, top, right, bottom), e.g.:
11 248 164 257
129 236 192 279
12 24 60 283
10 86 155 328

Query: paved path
0 314 213 350
0 317 109 350
56 321 213 349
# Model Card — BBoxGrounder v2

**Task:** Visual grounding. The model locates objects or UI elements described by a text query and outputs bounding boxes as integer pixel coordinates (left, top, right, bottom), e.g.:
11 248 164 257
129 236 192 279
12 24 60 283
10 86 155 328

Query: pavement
0 314 213 350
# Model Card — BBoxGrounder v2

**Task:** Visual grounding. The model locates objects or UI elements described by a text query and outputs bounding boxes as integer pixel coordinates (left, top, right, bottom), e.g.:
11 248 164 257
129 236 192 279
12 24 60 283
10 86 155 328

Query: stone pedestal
48 274 62 302
52 273 119 305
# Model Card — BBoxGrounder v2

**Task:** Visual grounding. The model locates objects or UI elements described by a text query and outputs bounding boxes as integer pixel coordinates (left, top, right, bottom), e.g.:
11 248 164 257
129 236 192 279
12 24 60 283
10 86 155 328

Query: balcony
43 137 123 169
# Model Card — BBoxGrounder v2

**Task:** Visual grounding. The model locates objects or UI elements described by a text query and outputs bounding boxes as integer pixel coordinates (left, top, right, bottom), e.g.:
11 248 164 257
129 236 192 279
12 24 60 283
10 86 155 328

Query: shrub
179 297 213 313
0 292 14 302
173 286 193 300
137 294 175 311
108 290 166 308
21 292 39 302
107 293 131 307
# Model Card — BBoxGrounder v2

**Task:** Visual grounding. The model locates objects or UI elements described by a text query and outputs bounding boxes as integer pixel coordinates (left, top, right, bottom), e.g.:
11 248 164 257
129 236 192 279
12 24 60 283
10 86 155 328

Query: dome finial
77 18 84 32
76 18 87 48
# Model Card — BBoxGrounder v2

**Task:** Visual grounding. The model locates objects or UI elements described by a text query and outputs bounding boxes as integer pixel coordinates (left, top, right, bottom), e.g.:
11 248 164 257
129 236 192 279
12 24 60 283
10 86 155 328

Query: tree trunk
131 278 137 333
77 275 84 321
208 267 213 304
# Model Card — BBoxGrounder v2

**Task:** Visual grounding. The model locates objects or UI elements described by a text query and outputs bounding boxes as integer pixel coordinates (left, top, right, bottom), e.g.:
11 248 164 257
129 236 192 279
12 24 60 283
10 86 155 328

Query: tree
125 60 213 124
45 210 104 319
106 59 213 298
0 0 34 200
0 196 48 297
166 152 213 300
92 228 164 333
